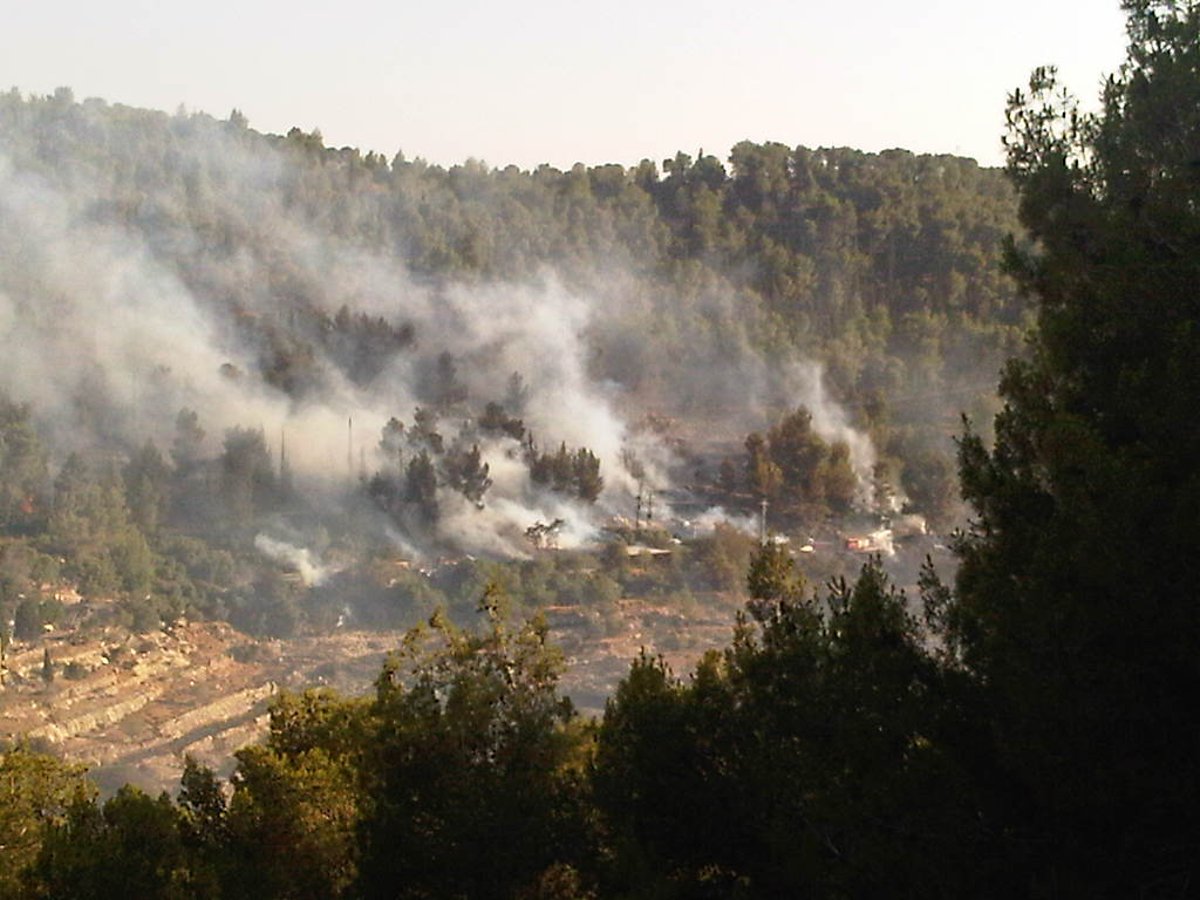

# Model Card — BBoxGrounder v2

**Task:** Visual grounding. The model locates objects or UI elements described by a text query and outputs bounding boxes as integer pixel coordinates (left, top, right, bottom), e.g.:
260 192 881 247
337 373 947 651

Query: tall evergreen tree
950 3 1200 893
0 394 48 533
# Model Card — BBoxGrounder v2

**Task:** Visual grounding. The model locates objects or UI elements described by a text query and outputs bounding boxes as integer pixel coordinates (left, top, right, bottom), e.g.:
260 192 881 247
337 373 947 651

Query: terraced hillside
1 595 737 795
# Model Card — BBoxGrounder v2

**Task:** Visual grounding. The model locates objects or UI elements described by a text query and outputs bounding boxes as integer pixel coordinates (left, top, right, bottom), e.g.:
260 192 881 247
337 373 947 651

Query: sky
1 0 1129 171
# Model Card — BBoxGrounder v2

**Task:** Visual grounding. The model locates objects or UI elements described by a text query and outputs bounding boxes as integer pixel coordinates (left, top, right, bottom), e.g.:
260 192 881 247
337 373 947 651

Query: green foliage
442 442 492 506
689 522 757 593
47 456 154 600
175 759 227 897
227 744 360 899
155 534 235 618
948 3 1200 892
219 428 277 525
0 745 95 899
228 569 301 639
356 599 590 898
13 596 44 641
365 415 444 527
890 431 959 530
0 395 47 534
0 88 1030 544
528 442 605 504
592 653 722 889
743 407 861 524
28 786 191 900
595 560 979 895
743 431 781 501
403 450 439 526
745 540 805 606
14 56 1175 896
200 594 594 899
2 602 595 896
321 306 414 387
571 448 604 504
478 401 526 441
123 441 170 536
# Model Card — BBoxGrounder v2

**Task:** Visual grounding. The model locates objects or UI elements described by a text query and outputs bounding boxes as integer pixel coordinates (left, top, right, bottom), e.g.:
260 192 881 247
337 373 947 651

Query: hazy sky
2 1 1128 170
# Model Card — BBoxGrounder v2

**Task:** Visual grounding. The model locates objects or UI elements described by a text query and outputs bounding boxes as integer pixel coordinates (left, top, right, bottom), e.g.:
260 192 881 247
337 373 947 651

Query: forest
3 0 1200 895
0 19 1025 640
0 60 1024 546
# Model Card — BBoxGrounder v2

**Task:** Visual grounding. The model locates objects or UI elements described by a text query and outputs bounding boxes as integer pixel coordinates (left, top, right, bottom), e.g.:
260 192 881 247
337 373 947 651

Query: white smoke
689 506 761 537
0 99 884 558
0 149 376 476
780 360 878 504
254 534 330 586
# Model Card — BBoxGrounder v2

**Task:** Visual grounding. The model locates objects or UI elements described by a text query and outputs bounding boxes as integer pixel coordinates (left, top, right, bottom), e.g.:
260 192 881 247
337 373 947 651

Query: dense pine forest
0 64 1024 539
0 22 1025 639
4 0 1200 896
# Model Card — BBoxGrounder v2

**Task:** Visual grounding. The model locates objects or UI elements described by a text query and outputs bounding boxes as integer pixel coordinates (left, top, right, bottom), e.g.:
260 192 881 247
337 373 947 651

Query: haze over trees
3 0 1197 895
0 53 1030 645
0 77 1024 545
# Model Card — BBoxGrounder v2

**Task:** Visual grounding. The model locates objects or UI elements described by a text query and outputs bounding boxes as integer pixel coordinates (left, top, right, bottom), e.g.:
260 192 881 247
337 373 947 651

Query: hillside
0 87 1019 799
0 78 1051 898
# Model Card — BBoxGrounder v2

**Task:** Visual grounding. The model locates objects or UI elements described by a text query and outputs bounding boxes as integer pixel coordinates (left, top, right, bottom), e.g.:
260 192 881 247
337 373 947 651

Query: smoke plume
0 95 882 557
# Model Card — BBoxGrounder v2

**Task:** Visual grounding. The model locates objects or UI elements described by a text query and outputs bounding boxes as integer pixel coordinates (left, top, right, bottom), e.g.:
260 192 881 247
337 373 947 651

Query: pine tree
951 3 1200 892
